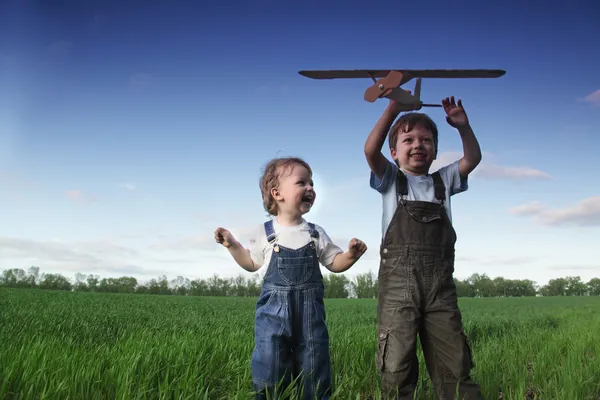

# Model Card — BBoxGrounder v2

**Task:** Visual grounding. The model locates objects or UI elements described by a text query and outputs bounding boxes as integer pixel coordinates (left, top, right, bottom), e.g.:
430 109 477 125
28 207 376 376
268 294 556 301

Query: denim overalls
251 219 332 400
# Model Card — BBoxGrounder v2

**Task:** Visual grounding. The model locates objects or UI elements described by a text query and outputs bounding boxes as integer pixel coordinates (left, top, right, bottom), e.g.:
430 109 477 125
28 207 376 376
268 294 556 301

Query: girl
214 156 367 400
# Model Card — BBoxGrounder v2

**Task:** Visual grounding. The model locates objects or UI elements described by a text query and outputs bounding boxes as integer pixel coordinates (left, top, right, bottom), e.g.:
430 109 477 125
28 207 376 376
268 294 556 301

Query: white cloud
2 237 150 275
129 73 154 88
150 225 259 252
474 164 551 180
509 201 545 216
545 265 599 272
66 189 98 204
431 151 551 181
581 89 600 105
430 151 463 172
509 196 600 227
119 183 136 191
456 253 534 266
0 236 198 280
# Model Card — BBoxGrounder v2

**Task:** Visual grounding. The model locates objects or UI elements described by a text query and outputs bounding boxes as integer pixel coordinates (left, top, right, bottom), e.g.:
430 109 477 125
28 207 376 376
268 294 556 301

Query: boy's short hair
259 157 312 216
388 112 439 158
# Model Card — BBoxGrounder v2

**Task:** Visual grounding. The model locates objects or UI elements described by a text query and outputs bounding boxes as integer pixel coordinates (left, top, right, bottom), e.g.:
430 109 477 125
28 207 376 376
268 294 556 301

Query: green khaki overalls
376 169 482 400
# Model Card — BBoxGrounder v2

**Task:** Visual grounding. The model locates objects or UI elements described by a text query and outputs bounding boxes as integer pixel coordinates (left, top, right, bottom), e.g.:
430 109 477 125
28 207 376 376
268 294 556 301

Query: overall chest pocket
405 204 442 224
277 255 315 285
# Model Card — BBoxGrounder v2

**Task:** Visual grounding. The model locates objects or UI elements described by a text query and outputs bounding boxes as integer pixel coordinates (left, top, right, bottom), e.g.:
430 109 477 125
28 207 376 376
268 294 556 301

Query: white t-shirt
248 218 343 270
370 159 468 236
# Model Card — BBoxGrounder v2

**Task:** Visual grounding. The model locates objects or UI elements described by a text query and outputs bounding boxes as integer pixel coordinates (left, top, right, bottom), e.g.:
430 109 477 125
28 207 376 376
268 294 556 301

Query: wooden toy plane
298 69 506 111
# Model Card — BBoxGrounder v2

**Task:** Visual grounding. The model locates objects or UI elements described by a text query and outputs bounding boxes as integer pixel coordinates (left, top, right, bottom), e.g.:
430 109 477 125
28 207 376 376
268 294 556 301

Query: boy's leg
251 290 295 399
422 270 482 400
377 260 421 400
295 289 333 400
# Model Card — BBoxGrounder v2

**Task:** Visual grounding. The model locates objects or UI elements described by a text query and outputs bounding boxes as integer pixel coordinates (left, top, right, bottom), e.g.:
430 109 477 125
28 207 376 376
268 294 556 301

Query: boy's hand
387 90 414 113
348 238 367 259
214 227 236 248
442 96 469 128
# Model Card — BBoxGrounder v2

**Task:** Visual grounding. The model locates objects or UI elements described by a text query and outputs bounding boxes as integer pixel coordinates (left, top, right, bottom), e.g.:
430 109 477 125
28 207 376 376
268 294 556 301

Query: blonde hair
259 157 312 216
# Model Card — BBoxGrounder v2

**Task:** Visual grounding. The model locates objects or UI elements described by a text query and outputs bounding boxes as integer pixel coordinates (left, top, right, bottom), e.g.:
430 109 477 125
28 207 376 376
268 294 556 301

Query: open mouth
411 153 426 160
301 194 314 204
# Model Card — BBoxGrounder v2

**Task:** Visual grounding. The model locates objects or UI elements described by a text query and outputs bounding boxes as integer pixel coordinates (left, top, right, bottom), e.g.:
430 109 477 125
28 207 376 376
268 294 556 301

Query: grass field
1 288 599 399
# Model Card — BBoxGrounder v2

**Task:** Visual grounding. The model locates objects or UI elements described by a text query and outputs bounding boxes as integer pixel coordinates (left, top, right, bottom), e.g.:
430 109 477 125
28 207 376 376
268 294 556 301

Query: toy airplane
298 69 506 111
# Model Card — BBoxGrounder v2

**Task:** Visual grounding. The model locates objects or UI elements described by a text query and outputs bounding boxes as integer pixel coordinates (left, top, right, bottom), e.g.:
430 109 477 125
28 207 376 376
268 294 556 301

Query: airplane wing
298 69 506 80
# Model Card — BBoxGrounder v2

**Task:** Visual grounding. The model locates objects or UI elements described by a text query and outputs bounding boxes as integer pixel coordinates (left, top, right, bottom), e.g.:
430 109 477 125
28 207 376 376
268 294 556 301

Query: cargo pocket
376 330 389 372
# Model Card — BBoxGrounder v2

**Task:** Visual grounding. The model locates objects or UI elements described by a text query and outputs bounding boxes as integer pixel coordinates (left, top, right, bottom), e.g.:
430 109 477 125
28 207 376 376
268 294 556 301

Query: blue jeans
251 220 332 400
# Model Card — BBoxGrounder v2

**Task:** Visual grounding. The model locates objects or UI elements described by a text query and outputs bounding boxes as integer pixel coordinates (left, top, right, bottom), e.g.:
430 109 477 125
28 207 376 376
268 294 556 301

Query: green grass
1 288 599 399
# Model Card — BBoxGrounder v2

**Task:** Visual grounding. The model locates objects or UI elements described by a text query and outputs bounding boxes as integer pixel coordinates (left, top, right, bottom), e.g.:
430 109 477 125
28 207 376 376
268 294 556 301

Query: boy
364 96 483 399
214 156 367 400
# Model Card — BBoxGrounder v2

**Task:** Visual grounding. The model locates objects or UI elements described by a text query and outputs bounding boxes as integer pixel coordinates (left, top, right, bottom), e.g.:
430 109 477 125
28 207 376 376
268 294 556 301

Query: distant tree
2 266 599 298
229 275 248 297
171 276 191 296
587 278 600 296
454 278 472 297
1 268 21 287
74 273 88 291
539 278 568 296
351 271 377 299
323 273 350 298
27 266 40 288
39 273 72 291
467 273 495 297
188 278 210 296
87 275 100 292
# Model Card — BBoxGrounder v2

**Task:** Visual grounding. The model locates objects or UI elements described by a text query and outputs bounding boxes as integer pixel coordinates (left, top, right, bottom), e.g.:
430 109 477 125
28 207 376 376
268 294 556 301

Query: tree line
1 267 599 298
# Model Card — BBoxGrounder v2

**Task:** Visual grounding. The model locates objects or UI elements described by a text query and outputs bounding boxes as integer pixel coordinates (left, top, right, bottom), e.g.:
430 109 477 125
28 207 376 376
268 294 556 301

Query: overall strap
264 220 277 244
431 171 446 203
395 168 409 199
307 222 320 239
397 168 446 203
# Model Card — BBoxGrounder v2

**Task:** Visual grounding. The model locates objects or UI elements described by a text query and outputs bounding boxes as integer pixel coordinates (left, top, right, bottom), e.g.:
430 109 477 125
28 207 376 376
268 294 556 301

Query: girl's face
272 164 316 218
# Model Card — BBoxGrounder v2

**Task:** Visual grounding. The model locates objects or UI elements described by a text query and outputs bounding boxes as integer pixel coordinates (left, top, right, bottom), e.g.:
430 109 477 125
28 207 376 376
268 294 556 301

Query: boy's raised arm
364 101 401 180
456 123 482 178
442 97 482 179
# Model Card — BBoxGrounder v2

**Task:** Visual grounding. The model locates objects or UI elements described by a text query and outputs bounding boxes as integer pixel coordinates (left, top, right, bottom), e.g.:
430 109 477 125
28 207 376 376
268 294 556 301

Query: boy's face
391 124 436 175
271 164 316 216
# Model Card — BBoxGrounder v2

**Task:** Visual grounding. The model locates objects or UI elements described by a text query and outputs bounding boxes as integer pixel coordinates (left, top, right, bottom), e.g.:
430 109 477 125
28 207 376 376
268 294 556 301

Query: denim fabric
251 220 332 400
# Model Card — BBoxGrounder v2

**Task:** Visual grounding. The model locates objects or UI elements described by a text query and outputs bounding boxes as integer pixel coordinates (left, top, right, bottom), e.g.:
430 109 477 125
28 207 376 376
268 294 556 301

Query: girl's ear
271 187 281 201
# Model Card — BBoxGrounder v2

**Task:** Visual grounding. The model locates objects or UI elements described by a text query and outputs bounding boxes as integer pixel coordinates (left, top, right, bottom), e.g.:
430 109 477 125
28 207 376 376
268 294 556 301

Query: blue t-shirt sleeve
438 160 468 196
369 159 397 194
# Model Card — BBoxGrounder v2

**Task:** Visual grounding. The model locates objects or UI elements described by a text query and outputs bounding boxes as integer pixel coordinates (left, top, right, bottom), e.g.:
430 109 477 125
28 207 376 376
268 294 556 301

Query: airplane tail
414 78 422 102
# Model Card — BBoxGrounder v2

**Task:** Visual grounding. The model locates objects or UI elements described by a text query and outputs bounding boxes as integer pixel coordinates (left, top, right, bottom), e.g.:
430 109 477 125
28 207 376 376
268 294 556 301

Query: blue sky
1 0 599 286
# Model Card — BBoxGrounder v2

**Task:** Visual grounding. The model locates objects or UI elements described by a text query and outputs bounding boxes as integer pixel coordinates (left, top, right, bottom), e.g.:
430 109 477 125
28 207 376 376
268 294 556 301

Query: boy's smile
391 125 436 175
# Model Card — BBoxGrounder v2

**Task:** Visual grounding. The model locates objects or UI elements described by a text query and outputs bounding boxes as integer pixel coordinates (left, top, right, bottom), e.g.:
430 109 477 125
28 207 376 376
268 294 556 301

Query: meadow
1 288 599 399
